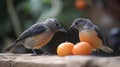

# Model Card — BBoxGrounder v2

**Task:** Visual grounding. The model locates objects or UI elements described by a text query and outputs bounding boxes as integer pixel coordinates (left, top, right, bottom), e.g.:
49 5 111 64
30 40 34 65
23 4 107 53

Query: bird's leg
40 48 50 55
32 49 38 56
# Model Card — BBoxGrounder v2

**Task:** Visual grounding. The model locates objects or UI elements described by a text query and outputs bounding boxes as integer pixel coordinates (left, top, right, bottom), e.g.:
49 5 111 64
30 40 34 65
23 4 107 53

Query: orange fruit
75 0 86 10
57 42 74 56
72 42 92 55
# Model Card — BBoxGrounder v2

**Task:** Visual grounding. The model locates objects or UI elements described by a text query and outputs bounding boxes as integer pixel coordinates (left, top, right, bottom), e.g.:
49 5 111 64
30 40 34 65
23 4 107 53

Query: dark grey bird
5 18 66 55
70 18 113 53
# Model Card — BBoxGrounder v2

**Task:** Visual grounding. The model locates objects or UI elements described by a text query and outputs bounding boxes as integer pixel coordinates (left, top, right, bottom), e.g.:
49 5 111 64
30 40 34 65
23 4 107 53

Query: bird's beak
59 27 67 33
69 25 75 30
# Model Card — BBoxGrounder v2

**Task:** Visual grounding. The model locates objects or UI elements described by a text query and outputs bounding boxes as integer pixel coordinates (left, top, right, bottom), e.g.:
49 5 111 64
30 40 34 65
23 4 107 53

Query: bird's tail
100 46 113 53
4 42 17 52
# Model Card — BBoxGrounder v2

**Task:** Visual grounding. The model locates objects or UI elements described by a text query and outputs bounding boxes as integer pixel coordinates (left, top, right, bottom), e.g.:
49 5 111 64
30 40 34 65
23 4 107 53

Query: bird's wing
15 24 46 42
94 25 108 45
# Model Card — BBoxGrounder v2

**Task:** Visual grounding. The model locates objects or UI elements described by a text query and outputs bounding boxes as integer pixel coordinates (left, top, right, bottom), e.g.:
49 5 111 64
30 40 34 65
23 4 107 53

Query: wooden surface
0 53 120 67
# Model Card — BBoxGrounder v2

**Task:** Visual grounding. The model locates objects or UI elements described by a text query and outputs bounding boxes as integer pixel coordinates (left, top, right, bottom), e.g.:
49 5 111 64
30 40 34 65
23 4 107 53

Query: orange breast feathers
79 29 103 49
33 31 54 49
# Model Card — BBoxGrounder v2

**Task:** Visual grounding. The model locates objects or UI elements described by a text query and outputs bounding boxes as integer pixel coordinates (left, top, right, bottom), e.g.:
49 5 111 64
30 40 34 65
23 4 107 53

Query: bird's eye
56 24 59 26
75 22 78 25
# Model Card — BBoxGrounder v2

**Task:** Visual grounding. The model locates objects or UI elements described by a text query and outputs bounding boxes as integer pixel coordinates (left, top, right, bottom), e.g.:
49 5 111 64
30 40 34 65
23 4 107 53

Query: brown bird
70 18 113 53
5 18 66 55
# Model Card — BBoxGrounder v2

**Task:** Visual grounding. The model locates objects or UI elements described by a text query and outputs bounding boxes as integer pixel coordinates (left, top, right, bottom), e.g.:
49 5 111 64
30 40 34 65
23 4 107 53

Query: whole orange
57 42 74 56
72 42 92 55
75 0 86 10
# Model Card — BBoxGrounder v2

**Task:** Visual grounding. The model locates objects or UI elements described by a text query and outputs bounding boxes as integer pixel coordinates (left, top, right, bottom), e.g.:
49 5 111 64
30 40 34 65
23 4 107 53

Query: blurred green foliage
0 0 84 39
0 0 86 52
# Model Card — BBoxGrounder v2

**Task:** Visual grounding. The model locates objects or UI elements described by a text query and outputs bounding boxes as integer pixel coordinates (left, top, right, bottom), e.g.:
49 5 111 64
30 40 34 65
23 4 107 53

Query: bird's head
44 18 66 33
70 18 93 31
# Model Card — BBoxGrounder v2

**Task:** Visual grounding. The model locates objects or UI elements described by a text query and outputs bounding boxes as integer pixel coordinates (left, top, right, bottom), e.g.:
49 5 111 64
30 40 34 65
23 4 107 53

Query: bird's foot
41 52 55 56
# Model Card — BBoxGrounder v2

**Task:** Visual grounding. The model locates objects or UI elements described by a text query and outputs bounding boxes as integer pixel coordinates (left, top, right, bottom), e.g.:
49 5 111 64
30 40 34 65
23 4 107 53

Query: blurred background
0 0 120 56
